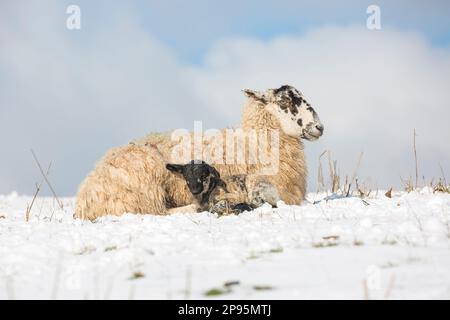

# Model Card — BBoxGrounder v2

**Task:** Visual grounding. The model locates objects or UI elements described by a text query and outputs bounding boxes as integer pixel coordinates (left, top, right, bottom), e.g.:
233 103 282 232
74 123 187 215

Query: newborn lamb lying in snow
166 160 279 215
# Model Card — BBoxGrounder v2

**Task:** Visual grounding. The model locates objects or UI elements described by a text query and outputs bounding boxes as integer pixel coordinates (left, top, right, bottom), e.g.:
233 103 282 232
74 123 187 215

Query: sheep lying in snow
74 85 324 220
165 160 278 215
74 143 186 220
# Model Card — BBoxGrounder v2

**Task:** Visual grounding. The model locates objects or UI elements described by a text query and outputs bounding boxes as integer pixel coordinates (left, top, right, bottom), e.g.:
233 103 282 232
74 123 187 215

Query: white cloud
1 2 449 195
0 1 220 195
187 26 450 190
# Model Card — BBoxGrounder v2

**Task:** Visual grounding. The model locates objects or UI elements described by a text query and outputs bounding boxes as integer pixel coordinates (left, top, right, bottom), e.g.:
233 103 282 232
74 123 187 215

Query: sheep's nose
315 124 324 134
190 186 203 195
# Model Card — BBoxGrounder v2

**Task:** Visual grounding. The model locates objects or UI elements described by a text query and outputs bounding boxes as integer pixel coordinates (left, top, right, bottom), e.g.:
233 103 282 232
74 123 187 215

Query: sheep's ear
207 165 221 180
206 165 228 192
166 164 184 175
218 179 229 193
242 89 267 103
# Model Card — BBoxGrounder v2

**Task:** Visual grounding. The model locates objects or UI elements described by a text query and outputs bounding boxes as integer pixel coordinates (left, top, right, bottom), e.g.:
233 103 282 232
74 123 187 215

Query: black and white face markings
270 85 324 140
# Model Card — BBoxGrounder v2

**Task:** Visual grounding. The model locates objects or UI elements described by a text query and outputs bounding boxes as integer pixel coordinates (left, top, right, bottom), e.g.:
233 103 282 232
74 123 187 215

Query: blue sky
60 0 450 63
1 1 450 196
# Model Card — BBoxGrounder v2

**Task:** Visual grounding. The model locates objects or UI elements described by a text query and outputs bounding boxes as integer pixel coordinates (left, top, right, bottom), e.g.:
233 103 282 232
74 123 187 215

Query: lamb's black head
166 160 227 206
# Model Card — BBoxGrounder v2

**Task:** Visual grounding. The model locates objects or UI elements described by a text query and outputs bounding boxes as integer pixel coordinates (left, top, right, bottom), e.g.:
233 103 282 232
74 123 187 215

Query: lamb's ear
242 89 267 103
166 164 184 175
207 165 221 180
207 165 228 192
217 179 229 193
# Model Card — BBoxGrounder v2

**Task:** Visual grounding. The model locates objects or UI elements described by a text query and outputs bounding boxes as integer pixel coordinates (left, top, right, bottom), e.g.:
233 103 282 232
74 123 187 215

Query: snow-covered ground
0 189 449 300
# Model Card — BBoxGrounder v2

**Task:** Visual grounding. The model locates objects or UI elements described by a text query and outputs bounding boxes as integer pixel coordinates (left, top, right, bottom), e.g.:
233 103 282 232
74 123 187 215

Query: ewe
74 85 324 220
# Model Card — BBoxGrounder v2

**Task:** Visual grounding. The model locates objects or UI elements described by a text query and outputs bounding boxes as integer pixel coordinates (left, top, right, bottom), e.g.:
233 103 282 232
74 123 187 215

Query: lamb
165 160 278 215
74 85 324 220
165 160 228 213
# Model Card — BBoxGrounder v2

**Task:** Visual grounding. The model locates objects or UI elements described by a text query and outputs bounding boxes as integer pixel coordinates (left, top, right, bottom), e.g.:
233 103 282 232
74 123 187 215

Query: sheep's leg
214 192 243 203
231 203 254 213
167 204 199 214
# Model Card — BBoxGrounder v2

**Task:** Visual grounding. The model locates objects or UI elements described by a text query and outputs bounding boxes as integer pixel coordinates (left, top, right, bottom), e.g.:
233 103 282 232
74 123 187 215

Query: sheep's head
243 85 324 141
166 160 227 207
